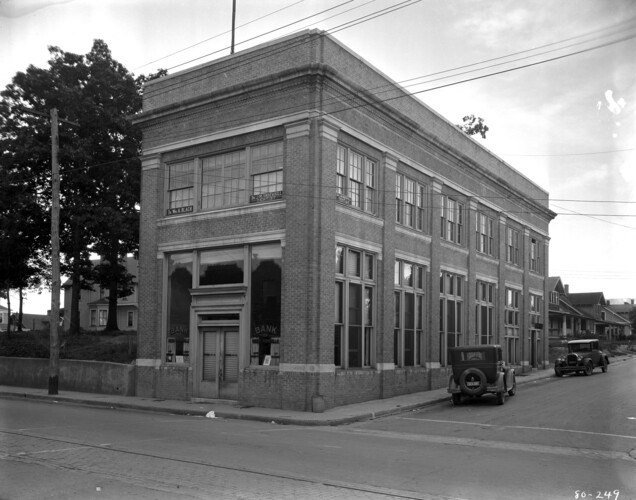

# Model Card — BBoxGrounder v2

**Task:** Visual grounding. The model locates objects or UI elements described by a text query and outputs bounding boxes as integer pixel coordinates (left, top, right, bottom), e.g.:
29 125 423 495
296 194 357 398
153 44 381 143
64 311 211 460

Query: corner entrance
199 327 239 399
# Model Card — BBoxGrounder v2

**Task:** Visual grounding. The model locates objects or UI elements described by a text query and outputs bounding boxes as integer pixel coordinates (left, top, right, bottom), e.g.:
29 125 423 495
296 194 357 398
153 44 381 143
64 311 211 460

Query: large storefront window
439 271 464 365
166 252 193 363
475 281 495 344
505 288 520 364
250 243 282 366
394 259 425 367
334 244 375 368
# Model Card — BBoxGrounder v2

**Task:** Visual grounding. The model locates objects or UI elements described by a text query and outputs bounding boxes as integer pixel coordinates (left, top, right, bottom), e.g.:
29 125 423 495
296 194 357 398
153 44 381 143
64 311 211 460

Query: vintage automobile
447 345 516 405
554 339 609 377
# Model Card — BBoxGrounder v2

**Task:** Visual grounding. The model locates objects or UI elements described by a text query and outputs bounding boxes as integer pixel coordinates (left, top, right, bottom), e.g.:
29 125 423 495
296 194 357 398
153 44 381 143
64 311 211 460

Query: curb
1 355 631 426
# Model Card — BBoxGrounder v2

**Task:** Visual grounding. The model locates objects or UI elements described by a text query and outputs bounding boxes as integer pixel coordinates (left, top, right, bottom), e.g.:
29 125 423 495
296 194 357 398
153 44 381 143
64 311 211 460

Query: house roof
603 306 631 326
569 292 606 306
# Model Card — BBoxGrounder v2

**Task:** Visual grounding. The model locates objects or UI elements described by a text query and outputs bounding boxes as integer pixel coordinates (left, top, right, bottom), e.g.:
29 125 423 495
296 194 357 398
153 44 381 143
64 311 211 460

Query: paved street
1 358 635 500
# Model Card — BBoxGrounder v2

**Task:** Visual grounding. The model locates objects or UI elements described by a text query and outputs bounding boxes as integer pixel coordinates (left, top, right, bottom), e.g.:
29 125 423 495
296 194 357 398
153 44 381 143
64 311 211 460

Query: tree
0 40 164 333
0 148 49 331
457 114 489 139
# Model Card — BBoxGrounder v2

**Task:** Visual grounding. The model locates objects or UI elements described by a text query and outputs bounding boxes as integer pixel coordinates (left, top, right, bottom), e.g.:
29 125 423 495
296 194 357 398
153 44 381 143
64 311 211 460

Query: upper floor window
396 173 427 232
166 141 284 216
506 227 519 265
476 212 494 256
251 142 284 199
530 238 541 273
336 145 376 214
549 291 559 305
168 160 194 213
441 195 463 245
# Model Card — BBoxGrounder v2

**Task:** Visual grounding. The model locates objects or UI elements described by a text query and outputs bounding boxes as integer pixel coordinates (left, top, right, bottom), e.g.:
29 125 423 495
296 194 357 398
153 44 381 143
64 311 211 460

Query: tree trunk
68 226 83 336
70 278 81 335
17 287 24 332
5 286 11 338
106 277 119 331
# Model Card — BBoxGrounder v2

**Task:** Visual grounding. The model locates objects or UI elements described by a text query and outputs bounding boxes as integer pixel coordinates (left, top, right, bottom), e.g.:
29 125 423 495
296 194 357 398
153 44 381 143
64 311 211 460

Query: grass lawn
0 330 137 364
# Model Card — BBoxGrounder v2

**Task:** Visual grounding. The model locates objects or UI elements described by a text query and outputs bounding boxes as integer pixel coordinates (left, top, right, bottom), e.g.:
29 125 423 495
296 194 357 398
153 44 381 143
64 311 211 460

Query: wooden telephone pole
49 108 60 395
231 0 236 54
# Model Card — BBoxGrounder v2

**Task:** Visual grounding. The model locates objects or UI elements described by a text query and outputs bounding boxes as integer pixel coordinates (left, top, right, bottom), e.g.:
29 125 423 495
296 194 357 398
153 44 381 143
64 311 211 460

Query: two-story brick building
132 30 556 411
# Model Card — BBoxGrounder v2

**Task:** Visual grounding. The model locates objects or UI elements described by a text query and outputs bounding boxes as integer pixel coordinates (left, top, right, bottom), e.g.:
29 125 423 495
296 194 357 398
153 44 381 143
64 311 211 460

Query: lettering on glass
167 206 193 215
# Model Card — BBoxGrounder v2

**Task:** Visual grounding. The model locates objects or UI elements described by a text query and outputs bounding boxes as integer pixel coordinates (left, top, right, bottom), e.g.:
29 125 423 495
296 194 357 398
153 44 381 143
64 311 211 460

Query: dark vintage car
447 345 516 405
554 339 609 377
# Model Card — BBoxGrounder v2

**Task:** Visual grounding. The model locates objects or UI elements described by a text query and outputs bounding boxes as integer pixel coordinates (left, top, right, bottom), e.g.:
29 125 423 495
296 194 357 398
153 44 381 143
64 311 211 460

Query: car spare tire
459 368 487 396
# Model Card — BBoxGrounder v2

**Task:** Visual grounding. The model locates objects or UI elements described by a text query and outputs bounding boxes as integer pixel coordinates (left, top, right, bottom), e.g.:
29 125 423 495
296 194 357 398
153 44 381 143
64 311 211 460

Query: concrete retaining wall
0 357 136 396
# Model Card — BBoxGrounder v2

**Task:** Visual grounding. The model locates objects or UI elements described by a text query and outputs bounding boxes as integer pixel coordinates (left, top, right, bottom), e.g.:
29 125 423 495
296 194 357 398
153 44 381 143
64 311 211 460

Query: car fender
448 374 460 393
505 368 515 390
491 372 505 391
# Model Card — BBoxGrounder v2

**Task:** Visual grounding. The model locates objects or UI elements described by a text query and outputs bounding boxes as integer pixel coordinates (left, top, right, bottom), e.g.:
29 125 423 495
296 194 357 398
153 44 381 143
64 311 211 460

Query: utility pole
49 108 60 395
231 0 236 54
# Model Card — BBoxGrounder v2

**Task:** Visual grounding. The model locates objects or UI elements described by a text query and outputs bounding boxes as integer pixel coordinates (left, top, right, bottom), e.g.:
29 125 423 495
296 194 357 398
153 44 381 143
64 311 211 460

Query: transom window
476 212 494 256
475 281 495 345
394 260 426 367
335 245 375 368
439 271 464 365
336 145 376 214
441 195 464 245
396 173 427 232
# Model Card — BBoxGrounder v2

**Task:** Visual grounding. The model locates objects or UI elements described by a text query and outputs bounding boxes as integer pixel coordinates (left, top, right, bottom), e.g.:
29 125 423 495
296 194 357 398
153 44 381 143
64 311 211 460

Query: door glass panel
224 331 239 382
202 330 217 381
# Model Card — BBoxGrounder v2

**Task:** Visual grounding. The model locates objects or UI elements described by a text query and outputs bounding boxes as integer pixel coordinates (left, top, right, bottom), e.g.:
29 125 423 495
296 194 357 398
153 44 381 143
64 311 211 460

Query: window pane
364 287 373 326
364 254 374 280
404 292 415 330
336 246 344 274
199 247 244 286
167 252 193 362
348 250 361 277
349 283 362 326
447 300 455 333
250 243 282 365
403 263 413 287
251 142 283 175
335 282 344 323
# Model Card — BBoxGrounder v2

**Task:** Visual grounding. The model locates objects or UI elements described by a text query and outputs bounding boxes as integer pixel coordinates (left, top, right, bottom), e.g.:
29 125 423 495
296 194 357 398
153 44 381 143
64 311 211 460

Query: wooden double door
199 327 239 400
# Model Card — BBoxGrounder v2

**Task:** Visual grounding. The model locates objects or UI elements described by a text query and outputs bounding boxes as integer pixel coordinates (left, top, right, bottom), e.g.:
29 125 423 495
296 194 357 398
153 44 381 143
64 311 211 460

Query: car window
461 351 484 361
571 343 590 352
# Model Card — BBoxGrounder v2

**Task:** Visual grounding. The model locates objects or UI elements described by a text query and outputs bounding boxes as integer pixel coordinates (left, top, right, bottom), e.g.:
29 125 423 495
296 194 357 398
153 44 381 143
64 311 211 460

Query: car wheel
451 393 461 406
508 374 516 396
496 391 505 405
459 368 487 397
554 364 563 377
583 362 593 376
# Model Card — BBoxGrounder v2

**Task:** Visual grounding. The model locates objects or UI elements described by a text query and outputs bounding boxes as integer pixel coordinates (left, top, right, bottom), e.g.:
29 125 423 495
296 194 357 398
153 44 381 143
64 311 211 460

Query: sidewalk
1 358 629 426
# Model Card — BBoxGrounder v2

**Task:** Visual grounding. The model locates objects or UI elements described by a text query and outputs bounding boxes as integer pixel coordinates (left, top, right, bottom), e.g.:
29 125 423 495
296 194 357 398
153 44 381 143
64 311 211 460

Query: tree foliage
0 40 164 332
458 114 489 139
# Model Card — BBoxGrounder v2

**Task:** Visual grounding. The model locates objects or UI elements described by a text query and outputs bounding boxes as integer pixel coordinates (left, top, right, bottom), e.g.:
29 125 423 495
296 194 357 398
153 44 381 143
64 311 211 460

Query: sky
1 0 635 314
